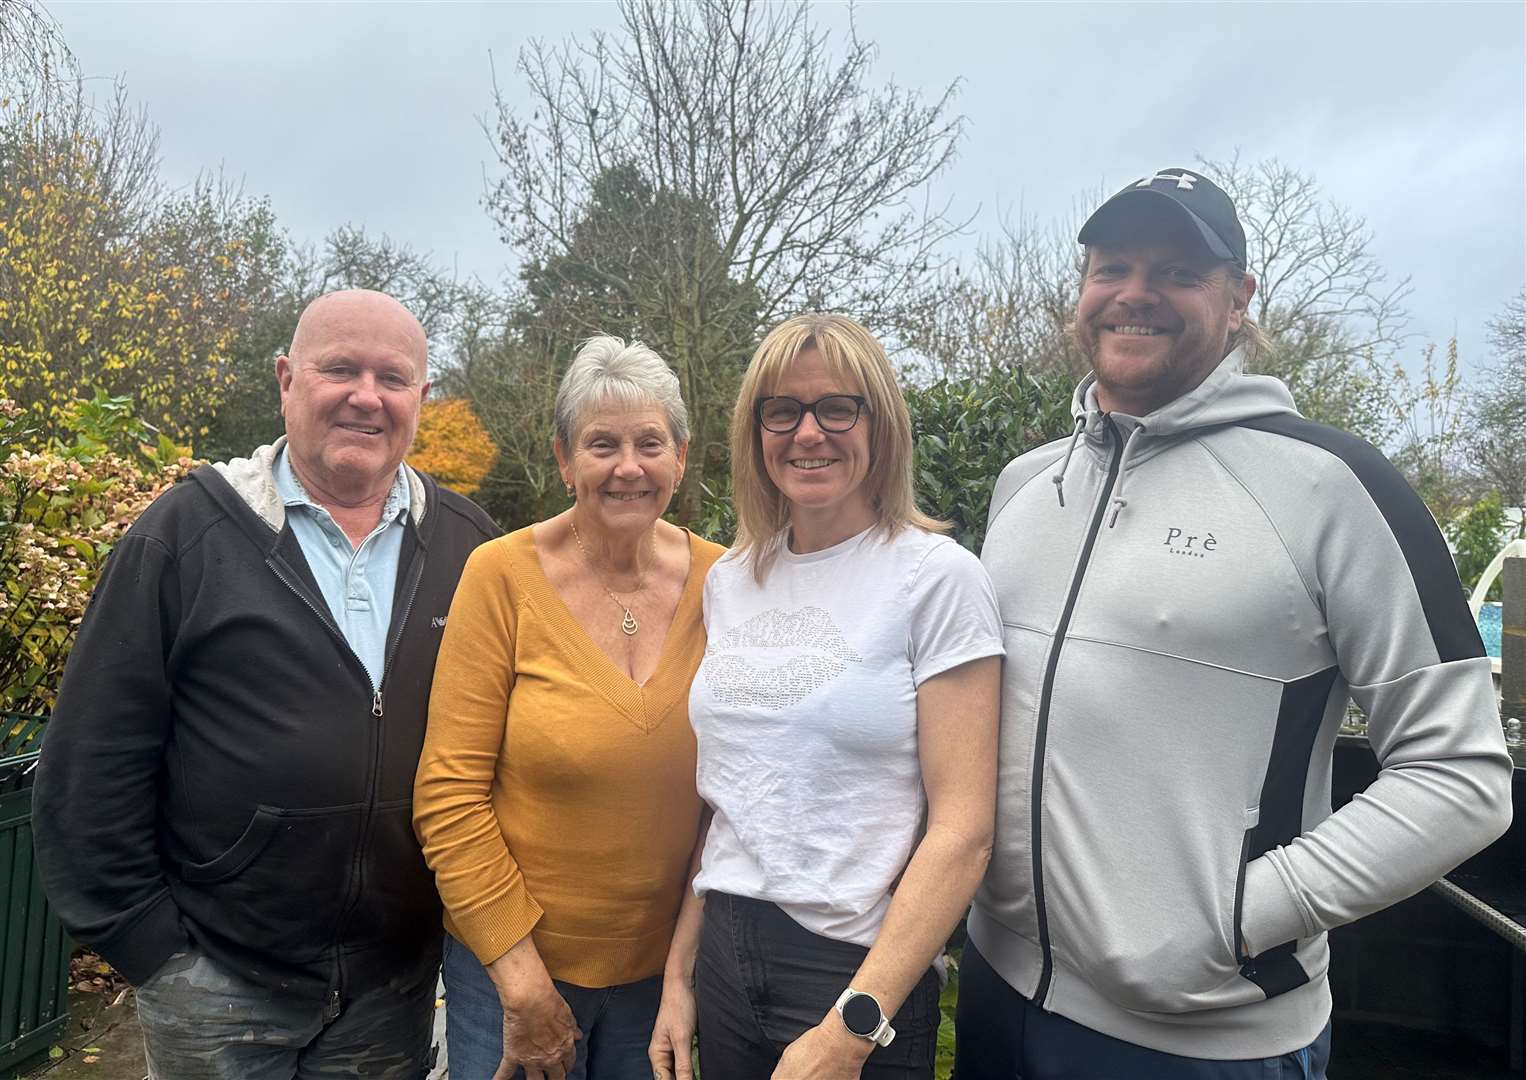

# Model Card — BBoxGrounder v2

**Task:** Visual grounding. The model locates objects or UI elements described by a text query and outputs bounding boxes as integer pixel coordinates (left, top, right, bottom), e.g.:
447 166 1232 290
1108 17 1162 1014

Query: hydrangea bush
0 392 192 716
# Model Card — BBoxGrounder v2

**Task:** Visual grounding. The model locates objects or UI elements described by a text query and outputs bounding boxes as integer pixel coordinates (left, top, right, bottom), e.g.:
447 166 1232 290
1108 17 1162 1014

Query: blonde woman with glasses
648 314 1003 1080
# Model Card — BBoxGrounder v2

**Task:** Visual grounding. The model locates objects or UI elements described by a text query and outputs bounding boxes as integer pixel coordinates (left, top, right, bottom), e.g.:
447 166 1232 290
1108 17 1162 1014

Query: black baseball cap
1078 168 1247 267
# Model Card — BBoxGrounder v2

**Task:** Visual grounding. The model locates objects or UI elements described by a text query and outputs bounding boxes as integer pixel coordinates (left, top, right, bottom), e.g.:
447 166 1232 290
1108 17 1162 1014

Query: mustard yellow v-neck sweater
414 526 725 987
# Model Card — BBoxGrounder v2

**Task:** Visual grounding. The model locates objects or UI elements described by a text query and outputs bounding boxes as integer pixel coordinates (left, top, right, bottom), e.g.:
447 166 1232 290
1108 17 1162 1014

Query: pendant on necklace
621 609 639 636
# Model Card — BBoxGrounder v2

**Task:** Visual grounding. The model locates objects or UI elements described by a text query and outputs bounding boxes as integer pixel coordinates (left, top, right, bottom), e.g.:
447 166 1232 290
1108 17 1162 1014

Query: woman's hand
647 975 698 1079
494 984 579 1080
771 1016 873 1080
487 937 581 1080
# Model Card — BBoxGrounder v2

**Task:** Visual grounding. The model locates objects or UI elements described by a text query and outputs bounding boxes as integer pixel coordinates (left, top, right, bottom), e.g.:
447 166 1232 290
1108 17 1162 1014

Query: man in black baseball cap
1079 167 1248 267
1059 166 1260 417
961 163 1511 1080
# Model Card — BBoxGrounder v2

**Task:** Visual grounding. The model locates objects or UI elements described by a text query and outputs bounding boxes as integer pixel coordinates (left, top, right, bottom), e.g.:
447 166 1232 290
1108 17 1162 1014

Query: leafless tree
315 226 470 339
483 0 965 516
1 79 164 246
1466 291 1526 513
1387 338 1476 522
893 194 1102 382
0 0 74 101
1202 153 1410 441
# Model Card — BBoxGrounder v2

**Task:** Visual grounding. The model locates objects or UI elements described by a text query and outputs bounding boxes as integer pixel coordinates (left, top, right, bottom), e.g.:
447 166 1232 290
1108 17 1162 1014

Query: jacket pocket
175 803 365 962
1052 804 1255 1015
1232 805 1257 965
180 809 283 883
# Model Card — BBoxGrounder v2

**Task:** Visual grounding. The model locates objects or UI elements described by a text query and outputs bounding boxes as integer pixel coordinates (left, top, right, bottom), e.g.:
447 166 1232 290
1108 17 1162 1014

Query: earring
565 483 575 498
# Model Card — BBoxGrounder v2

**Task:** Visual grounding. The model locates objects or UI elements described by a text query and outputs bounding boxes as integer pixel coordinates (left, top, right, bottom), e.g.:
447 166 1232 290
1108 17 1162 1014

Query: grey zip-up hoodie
973 349 1513 1059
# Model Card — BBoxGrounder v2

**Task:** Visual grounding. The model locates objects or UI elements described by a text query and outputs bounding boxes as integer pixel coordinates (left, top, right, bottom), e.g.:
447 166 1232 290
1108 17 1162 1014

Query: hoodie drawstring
1107 424 1146 528
1050 416 1087 508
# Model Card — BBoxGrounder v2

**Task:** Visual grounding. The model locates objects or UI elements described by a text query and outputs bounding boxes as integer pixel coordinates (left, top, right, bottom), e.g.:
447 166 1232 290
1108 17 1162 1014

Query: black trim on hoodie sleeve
1239 415 1482 664
1252 666 1342 861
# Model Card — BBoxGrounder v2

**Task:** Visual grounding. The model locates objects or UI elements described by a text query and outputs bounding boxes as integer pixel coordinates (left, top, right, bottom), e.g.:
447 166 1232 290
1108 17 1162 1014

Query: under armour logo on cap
1136 170 1197 190
1078 165 1246 266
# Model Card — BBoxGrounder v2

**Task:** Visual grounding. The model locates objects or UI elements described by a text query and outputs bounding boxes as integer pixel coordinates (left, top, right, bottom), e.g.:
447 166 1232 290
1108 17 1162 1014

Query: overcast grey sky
51 0 1526 379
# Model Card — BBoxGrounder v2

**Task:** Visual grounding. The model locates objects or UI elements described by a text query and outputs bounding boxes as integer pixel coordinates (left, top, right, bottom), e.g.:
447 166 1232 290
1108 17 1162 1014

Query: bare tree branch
477 0 965 521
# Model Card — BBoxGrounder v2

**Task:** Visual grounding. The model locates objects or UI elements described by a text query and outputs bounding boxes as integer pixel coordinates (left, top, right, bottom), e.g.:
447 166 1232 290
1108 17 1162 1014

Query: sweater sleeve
32 531 191 985
413 540 545 963
1239 442 1513 957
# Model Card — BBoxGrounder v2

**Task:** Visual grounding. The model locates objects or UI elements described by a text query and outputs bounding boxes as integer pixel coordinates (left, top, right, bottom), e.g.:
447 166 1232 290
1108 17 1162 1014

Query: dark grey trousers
135 945 437 1080
695 891 941 1080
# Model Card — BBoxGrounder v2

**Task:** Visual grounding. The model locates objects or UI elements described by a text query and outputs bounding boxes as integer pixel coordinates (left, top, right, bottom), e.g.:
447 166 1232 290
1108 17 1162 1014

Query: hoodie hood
209 435 428 533
1069 346 1299 435
1052 347 1301 524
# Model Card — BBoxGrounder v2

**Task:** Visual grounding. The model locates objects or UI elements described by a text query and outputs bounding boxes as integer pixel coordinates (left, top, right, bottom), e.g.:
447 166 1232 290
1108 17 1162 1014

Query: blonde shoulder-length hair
730 313 947 583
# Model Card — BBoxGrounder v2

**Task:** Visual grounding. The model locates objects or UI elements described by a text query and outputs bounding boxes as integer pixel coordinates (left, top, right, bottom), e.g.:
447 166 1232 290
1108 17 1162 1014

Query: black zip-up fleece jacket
34 443 499 1000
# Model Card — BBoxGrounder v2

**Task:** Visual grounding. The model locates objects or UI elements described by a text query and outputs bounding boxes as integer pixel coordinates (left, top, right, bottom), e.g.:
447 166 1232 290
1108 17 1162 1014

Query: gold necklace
570 519 650 636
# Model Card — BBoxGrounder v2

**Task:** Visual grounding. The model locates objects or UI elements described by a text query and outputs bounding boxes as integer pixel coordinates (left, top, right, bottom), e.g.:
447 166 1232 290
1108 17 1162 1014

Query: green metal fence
0 713 70 1072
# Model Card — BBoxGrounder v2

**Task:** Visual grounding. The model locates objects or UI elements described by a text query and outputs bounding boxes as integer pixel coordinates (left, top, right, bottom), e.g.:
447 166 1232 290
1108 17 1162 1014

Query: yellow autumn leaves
0 104 269 447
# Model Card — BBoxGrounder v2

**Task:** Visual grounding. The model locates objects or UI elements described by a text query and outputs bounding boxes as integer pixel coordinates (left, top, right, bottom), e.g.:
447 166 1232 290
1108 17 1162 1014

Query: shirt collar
273 447 411 525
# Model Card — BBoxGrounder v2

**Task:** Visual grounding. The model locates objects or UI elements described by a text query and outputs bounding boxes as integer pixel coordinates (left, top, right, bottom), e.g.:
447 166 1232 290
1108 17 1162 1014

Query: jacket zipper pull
323 987 342 1023
372 689 384 718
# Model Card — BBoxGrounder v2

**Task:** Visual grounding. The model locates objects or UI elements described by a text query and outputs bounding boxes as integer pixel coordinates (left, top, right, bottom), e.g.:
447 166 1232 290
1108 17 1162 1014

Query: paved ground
22 982 449 1080
21 988 144 1080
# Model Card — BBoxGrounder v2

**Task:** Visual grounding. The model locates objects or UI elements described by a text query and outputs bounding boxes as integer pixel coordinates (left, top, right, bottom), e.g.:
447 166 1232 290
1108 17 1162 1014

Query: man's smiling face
1075 223 1253 416
277 292 430 507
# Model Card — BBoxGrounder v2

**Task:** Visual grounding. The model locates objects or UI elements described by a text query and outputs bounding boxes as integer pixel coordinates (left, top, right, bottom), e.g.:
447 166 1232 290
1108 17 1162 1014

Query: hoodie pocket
1232 805 1258 965
176 803 365 961
1052 803 1259 1015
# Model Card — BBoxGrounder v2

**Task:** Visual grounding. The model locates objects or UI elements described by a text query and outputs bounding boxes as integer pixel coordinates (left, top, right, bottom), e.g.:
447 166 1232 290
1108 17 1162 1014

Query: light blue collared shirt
273 448 410 689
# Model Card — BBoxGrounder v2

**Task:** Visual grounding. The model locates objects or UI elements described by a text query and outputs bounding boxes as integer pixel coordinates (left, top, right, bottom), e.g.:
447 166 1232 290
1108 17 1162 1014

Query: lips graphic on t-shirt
703 605 863 711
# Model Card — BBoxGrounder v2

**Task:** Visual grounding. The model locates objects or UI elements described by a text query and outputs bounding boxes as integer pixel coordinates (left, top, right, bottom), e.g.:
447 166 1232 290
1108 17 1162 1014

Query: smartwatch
834 987 896 1047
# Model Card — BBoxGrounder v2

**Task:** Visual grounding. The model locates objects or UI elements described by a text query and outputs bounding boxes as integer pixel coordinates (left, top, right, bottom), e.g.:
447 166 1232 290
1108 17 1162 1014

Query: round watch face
841 993 881 1036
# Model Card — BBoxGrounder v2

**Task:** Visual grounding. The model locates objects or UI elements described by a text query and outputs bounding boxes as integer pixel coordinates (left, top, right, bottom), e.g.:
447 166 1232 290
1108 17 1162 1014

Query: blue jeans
440 933 662 1080
695 892 940 1080
135 944 437 1079
953 941 1331 1079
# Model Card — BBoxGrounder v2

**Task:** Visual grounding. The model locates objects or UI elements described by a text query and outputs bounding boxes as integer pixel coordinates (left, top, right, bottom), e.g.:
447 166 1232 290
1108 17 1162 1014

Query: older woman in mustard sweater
414 337 724 1080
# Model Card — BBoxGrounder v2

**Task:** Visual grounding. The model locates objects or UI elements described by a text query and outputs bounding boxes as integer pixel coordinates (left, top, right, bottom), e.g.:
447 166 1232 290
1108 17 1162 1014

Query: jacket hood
1069 346 1299 435
1051 347 1301 526
208 436 428 533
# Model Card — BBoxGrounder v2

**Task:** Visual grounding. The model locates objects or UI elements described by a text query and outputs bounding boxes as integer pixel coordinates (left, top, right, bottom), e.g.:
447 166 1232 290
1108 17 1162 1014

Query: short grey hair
553 336 690 448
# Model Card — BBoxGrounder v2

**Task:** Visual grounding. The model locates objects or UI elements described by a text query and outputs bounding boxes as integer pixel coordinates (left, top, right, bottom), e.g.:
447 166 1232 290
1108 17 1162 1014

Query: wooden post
1504 557 1526 720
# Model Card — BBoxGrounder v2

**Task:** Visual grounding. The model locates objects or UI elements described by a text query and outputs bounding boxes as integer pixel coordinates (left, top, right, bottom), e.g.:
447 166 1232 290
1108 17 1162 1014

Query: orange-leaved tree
407 398 498 499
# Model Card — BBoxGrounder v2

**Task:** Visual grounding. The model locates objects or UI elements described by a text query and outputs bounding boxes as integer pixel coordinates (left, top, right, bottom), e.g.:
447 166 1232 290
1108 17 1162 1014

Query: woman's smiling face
760 348 874 533
558 402 686 534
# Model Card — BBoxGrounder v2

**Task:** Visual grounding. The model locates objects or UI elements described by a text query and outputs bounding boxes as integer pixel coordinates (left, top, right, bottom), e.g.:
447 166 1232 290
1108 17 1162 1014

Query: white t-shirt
690 525 1004 946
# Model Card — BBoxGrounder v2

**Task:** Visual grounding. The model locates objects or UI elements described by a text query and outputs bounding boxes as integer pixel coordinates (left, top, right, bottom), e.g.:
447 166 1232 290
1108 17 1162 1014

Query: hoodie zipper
1031 416 1124 1006
267 556 374 691
338 548 426 921
264 533 427 1011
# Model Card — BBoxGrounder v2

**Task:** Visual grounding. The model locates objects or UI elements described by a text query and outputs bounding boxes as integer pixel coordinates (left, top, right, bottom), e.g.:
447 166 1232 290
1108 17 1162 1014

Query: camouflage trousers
135 946 437 1079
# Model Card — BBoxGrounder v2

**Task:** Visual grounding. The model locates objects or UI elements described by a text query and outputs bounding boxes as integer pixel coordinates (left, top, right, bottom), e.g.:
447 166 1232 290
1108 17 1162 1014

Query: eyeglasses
754 395 869 434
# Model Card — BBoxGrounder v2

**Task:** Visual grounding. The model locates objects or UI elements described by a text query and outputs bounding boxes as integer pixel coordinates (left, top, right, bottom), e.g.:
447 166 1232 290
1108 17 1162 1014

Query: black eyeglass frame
753 394 870 434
